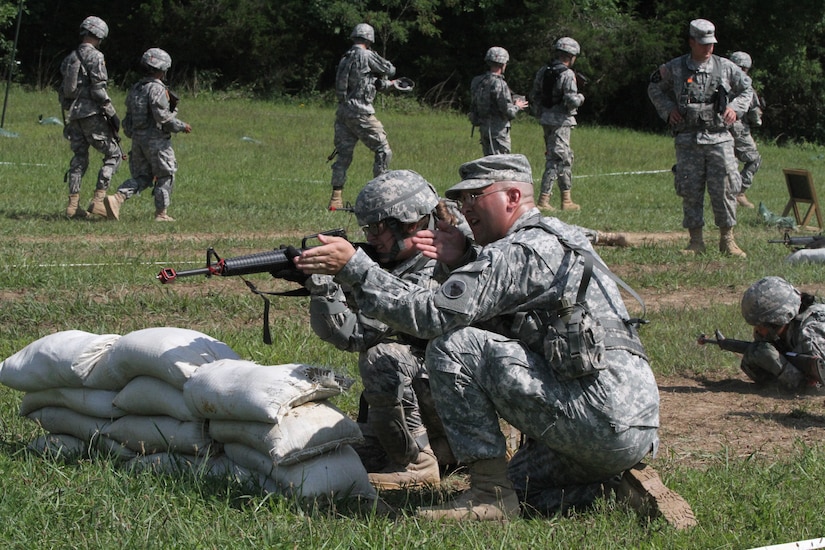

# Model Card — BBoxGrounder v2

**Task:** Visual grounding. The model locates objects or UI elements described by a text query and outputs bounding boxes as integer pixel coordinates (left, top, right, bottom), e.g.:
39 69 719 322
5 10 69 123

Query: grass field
1 87 825 548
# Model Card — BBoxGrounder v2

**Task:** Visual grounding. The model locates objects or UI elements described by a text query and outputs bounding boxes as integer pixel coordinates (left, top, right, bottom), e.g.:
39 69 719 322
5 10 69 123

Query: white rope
747 538 825 550
574 169 671 179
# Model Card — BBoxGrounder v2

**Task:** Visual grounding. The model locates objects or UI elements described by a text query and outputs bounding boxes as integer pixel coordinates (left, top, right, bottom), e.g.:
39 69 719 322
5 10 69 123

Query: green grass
2 87 825 548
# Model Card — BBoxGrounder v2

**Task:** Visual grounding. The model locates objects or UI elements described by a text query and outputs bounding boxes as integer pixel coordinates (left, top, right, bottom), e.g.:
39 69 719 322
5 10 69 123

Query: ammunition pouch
544 300 607 380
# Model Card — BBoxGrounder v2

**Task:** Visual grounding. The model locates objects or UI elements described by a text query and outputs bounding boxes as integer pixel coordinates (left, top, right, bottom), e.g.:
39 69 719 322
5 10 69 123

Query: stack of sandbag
183 358 375 500
0 327 376 502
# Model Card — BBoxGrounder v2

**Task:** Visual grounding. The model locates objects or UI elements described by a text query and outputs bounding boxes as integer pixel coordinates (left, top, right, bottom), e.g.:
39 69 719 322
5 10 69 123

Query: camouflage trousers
731 124 762 191
65 115 122 194
540 124 574 195
331 109 391 190
673 140 741 229
478 119 511 156
116 133 178 210
358 342 449 464
426 327 658 512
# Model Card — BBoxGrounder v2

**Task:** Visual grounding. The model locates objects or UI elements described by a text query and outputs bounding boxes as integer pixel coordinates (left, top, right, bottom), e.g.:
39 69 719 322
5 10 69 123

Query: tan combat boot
682 227 706 255
417 457 520 521
536 192 555 211
104 192 128 220
155 208 175 222
736 193 755 208
328 189 344 210
595 232 629 247
66 194 88 218
719 226 746 258
368 446 440 490
87 189 108 218
614 462 698 530
560 190 580 211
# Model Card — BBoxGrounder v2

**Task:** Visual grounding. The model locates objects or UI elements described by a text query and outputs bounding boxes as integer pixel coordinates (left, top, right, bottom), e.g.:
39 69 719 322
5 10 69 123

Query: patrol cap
689 19 717 45
446 154 533 199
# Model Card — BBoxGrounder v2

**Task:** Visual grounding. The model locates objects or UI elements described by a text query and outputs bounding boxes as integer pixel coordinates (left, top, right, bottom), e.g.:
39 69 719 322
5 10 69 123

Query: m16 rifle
768 231 825 251
697 329 825 385
157 229 351 344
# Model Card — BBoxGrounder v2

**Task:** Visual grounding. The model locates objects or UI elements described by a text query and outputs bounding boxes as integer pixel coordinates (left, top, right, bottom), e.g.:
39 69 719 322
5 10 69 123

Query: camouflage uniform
330 43 396 192
469 71 521 155
647 45 752 230
730 76 763 193
115 76 188 211
60 42 121 196
333 156 660 513
740 277 825 391
530 59 583 196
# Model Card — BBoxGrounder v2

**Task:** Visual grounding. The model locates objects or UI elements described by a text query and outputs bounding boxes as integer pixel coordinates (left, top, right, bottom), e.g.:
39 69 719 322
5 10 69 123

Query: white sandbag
223 442 374 499
102 415 213 456
20 388 124 419
0 331 120 392
183 360 353 423
84 327 240 390
113 376 196 421
785 248 825 264
27 433 87 460
26 406 111 442
208 401 363 466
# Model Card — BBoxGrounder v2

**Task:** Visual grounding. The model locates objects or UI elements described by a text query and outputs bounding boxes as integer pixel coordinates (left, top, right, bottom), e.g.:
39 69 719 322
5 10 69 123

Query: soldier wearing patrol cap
293 154 695 528
739 276 825 390
303 169 466 489
59 16 122 219
529 37 585 212
648 19 753 258
104 48 192 222
468 47 529 157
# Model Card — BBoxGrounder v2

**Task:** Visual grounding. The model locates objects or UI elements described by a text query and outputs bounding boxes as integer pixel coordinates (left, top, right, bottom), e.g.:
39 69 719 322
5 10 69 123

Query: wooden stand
782 168 823 231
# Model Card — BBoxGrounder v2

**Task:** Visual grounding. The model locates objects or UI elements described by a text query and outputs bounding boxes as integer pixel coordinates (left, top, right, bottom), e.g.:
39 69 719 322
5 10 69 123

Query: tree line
3 0 825 144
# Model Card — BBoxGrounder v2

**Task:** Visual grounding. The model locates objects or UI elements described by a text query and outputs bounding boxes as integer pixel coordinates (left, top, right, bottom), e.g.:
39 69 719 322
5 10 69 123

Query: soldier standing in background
530 37 585 212
648 19 752 258
59 16 122 219
728 51 763 209
328 23 396 211
104 48 191 222
468 47 528 156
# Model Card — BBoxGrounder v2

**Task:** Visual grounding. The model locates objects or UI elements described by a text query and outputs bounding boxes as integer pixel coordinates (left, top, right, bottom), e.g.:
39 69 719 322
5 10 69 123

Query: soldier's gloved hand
741 341 783 376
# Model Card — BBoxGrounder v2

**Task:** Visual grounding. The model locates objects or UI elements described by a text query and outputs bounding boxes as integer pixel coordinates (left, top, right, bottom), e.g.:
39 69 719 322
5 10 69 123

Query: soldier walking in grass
728 51 763 209
468 47 528 156
648 19 752 258
327 23 396 211
530 37 585 212
59 16 122 219
104 48 191 222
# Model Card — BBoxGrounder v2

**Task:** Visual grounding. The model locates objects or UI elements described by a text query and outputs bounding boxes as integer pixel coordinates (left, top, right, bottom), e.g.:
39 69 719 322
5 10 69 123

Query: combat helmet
80 16 108 40
741 276 801 326
141 48 172 72
554 37 581 56
351 23 375 44
485 47 510 66
355 170 439 227
730 51 753 70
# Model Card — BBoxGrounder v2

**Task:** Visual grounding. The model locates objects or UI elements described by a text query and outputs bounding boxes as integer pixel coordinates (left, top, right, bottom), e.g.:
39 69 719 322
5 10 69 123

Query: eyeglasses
361 220 387 237
457 187 510 209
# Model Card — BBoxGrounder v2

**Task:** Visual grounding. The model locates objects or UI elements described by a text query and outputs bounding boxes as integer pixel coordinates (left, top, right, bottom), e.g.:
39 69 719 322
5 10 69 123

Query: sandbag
96 435 138 461
785 248 825 264
0 331 120 392
26 406 111 442
208 401 363 466
223 442 375 499
20 388 124 419
113 376 196 421
84 327 240 390
183 360 353 423
125 452 205 475
102 415 213 455
27 433 87 461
